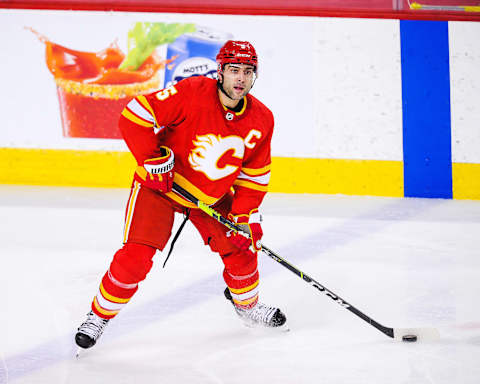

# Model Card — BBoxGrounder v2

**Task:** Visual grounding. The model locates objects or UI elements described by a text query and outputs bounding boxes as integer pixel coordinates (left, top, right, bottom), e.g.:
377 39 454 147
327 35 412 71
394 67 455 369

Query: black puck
402 334 417 342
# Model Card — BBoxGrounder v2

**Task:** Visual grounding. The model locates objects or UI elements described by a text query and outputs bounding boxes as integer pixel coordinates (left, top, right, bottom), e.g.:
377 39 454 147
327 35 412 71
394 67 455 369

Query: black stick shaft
172 182 394 338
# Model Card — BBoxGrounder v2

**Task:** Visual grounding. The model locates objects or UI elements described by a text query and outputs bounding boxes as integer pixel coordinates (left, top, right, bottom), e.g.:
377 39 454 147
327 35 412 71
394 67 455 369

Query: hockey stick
172 183 440 342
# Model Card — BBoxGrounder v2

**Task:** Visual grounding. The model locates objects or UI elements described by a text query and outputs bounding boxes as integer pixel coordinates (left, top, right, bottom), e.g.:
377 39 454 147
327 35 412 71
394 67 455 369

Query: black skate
224 287 287 328
75 311 109 350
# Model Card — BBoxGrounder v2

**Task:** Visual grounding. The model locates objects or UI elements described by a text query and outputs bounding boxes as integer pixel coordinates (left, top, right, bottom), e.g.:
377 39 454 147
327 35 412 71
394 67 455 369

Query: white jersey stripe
126 98 155 123
237 171 270 185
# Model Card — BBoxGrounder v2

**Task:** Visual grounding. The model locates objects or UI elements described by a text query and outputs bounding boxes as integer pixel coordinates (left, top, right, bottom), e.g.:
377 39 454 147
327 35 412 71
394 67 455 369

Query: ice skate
75 311 110 351
224 288 288 330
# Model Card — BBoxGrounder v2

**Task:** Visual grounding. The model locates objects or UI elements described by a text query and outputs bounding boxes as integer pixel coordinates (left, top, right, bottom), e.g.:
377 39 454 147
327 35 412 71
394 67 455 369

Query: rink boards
0 10 478 199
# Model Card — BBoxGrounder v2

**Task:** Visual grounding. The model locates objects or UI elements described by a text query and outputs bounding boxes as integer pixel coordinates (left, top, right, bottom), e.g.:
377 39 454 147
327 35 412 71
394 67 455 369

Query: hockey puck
402 334 417 342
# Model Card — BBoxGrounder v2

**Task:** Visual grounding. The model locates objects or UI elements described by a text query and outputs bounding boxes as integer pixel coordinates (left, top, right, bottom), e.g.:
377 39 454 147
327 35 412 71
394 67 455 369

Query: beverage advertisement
0 10 315 155
30 22 233 140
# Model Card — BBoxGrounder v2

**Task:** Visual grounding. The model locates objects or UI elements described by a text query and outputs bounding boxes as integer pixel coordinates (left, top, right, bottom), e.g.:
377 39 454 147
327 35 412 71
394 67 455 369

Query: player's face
221 64 255 100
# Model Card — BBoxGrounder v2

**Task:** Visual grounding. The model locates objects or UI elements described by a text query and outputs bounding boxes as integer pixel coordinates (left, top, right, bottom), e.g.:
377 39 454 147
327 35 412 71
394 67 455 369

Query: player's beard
221 79 252 101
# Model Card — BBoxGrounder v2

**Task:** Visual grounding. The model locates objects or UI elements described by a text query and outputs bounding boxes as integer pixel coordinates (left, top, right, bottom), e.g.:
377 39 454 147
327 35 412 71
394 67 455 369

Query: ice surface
1 185 479 384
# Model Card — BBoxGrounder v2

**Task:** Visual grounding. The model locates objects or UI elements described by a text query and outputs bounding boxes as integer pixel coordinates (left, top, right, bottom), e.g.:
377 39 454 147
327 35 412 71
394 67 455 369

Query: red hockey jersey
119 76 274 216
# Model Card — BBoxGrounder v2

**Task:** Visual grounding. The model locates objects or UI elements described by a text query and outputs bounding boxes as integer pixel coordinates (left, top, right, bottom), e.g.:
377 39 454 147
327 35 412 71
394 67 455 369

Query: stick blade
393 327 440 342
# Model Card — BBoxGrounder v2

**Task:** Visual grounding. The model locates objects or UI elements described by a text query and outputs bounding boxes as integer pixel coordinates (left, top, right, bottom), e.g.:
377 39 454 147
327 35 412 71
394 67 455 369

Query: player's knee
222 249 258 276
110 242 156 284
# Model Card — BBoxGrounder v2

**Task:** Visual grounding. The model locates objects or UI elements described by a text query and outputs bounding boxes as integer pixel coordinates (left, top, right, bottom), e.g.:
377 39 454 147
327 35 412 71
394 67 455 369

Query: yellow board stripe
452 162 480 200
1 148 478 200
270 157 404 197
99 283 131 304
0 148 405 196
0 148 136 188
121 108 154 128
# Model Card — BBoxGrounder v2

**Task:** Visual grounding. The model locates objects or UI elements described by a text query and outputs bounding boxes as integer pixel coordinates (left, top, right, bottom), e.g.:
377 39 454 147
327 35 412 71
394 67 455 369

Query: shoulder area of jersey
177 75 216 89
247 93 274 122
167 76 215 96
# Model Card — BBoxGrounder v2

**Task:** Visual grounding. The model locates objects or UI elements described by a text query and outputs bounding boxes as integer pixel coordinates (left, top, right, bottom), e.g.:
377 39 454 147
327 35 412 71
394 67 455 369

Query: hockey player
75 40 287 350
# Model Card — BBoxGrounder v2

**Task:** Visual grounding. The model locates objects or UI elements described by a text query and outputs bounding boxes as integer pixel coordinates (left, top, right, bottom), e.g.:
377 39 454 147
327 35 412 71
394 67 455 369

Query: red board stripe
1 1 480 21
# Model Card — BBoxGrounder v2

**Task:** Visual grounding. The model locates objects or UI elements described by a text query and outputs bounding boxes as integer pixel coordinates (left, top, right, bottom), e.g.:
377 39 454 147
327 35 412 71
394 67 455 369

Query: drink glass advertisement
32 23 232 139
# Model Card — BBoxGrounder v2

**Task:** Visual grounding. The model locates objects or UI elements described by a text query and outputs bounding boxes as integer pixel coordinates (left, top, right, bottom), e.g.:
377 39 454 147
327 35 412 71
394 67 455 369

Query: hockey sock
223 268 259 310
222 249 260 310
92 270 138 319
92 243 156 319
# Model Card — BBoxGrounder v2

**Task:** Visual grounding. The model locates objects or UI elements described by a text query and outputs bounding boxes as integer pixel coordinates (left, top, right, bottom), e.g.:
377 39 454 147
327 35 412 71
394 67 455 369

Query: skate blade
280 323 290 332
242 320 290 333
75 347 83 359
275 322 290 333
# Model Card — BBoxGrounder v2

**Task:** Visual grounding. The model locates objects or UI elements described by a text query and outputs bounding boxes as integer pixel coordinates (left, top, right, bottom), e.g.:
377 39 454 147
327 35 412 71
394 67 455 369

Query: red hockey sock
222 250 259 310
91 270 138 319
91 243 156 319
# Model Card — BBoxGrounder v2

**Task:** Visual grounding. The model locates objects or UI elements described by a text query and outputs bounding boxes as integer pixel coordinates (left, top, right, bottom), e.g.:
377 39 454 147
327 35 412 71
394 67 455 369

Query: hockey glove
227 209 263 252
142 146 175 193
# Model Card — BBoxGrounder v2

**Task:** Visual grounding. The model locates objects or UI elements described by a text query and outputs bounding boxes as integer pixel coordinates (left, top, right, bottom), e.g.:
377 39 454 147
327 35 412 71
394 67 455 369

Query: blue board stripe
400 20 453 199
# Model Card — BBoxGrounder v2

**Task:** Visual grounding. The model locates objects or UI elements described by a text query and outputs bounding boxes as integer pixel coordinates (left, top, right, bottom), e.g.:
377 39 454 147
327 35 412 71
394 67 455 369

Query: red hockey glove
227 209 263 252
142 146 175 193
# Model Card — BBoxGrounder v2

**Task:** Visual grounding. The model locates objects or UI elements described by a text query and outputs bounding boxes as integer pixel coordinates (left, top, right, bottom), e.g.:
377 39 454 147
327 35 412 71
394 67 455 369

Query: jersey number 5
156 85 178 101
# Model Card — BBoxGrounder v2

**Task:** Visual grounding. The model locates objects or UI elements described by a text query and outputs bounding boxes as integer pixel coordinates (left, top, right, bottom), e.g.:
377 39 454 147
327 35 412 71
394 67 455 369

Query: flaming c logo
188 134 245 180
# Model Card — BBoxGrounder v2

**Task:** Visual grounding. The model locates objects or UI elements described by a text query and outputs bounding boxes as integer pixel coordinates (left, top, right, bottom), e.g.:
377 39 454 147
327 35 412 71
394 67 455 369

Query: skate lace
78 312 109 340
237 302 277 325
